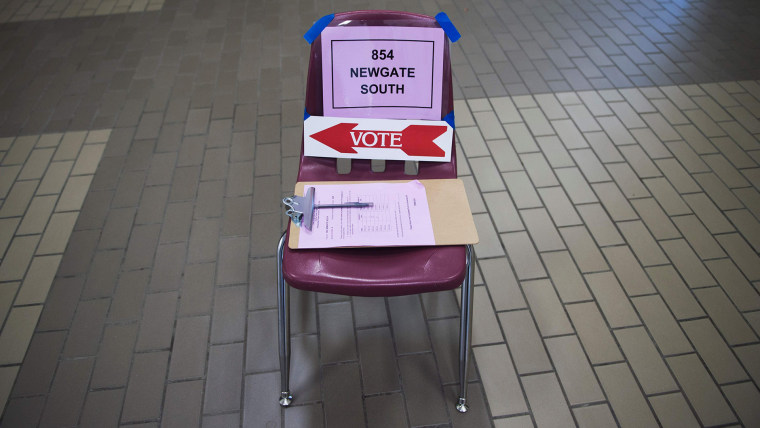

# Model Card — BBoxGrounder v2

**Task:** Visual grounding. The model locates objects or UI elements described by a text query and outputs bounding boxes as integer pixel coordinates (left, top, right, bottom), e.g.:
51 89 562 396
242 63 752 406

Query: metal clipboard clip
283 187 373 231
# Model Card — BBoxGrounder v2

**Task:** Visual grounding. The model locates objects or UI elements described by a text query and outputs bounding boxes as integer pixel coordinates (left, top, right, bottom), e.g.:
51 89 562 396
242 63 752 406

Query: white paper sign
303 116 453 162
321 26 445 120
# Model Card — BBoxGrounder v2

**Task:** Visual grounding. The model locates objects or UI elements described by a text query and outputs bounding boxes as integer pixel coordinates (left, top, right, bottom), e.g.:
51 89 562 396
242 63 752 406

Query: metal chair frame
276 233 475 413
275 9 474 414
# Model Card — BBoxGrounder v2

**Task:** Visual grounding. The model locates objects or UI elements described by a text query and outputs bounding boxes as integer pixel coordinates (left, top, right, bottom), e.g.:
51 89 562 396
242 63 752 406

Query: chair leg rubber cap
456 398 468 413
279 392 293 407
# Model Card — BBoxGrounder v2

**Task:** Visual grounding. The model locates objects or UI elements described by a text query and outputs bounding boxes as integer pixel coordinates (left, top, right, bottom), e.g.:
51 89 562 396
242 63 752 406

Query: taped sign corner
435 12 461 42
304 13 335 44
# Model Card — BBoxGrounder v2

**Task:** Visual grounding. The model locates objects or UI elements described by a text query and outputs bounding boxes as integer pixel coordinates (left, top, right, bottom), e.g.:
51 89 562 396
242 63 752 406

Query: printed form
296 180 435 248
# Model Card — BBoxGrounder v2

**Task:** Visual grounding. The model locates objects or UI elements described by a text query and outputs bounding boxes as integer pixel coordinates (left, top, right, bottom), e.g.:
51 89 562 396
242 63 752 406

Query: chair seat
282 228 467 297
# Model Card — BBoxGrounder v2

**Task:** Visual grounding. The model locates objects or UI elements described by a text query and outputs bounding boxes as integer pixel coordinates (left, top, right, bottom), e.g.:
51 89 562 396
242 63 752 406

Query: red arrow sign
310 123 448 157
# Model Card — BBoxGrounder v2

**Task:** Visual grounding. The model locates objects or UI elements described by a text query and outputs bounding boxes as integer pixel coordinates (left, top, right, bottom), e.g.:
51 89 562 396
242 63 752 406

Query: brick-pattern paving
0 130 109 416
0 0 759 426
0 0 164 23
461 84 760 426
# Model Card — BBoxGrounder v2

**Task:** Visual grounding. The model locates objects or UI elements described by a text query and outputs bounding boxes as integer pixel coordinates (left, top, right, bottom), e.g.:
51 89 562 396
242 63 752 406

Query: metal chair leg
277 232 293 407
456 245 474 413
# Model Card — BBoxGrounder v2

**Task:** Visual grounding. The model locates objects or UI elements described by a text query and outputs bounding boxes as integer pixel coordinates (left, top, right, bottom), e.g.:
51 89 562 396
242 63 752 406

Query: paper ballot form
296 181 435 248
288 179 479 249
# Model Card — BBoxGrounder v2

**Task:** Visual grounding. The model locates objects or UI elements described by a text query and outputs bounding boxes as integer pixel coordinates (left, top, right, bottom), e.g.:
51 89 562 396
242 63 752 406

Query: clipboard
288 179 479 249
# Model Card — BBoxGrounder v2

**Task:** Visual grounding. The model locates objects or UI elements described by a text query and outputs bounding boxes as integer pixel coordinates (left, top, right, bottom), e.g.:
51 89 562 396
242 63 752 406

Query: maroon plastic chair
277 10 474 413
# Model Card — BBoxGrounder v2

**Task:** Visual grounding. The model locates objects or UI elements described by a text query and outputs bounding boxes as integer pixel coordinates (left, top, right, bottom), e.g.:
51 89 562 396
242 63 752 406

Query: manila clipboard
288 178 479 249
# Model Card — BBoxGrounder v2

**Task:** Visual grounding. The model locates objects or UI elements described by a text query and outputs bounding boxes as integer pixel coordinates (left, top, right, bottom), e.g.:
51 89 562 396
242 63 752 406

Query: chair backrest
298 10 457 182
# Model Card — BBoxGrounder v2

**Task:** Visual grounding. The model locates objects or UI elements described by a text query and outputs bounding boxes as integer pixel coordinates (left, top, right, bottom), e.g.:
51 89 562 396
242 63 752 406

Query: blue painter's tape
443 111 455 129
303 108 310 120
304 14 335 44
435 12 461 42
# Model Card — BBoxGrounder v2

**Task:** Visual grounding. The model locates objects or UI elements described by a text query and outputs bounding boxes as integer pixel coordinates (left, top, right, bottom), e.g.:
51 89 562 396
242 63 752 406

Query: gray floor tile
608 163 650 199
587 131 624 163
498 310 551 375
615 326 678 395
567 302 624 365
357 327 399 394
39 358 93 427
15 255 60 305
284 404 324 428
630 198 680 240
3 388 45 426
560 226 609 273
723 382 760 428
595 363 659 428
649 393 700 428
170 316 210 380
136 291 177 351
667 354 738 426
0 235 39 282
91 323 138 389
522 279 573 337
352 296 388 328
706 258 760 311
470 156 506 192
473 212 505 258
593 182 638 221
521 373 575 427
573 404 617 428
694 287 758 345
673 215 727 260
520 208 564 252
210 285 246 344
483 191 524 233
682 318 748 384
538 186 583 227
660 239 717 288
80 388 124 428
322 363 365 428
586 271 641 329
556 167 597 204
537 135 574 168
552 119 588 149
318 300 357 363
503 171 542 209
203 343 243 414
502 231 546 280
542 251 591 303
11 331 65 397
242 372 281 428
388 295 430 355
647 265 705 320
474 343 527 417
620 146 662 183
480 257 525 311
577 204 625 247
716 233 760 281
16 195 55 235
365 393 407 428
545 335 604 405
471 285 503 346
571 148 611 183
121 351 169 423
682 192 734 234
162 380 203 428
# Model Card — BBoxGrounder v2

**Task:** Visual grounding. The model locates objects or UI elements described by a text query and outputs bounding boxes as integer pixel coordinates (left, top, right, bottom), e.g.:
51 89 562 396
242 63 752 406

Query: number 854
371 49 394 60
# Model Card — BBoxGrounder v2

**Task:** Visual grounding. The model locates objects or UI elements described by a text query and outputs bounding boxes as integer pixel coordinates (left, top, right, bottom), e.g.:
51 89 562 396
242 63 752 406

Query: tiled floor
0 0 164 23
0 129 108 419
0 0 759 427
